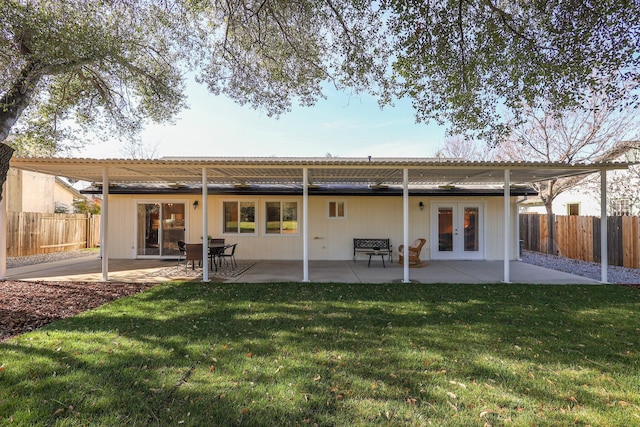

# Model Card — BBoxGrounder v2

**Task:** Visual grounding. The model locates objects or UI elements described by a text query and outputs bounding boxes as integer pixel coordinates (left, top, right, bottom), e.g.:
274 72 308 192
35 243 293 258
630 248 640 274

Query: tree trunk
544 199 556 255
0 61 42 142
0 62 41 201
0 143 15 202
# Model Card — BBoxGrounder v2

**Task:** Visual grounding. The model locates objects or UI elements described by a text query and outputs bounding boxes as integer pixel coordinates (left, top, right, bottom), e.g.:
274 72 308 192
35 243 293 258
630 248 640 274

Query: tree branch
458 0 467 91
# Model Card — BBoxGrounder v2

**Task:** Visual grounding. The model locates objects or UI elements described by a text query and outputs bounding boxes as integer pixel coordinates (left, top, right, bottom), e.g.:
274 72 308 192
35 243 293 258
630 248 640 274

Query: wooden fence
520 214 640 269
6 212 101 257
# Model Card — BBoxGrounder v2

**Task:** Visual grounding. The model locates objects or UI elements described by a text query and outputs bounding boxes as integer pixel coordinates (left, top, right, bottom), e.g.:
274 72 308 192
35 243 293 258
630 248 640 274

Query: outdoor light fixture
419 201 424 211
192 200 199 210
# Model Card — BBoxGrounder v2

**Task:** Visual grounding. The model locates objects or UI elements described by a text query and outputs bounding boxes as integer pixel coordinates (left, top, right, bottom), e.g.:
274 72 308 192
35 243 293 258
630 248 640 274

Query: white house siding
308 196 406 261
106 194 519 261
520 190 601 216
484 197 519 260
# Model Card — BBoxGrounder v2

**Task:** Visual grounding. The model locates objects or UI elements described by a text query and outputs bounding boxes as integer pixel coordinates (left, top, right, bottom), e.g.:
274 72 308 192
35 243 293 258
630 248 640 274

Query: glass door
137 202 185 257
431 202 484 259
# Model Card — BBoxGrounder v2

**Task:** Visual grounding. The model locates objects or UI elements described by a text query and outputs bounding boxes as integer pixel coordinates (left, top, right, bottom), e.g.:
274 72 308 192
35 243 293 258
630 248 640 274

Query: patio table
365 251 386 268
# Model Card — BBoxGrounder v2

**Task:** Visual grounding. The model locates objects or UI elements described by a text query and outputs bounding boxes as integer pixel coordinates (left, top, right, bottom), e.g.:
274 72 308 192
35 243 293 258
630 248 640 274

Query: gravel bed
521 250 640 284
6 249 99 269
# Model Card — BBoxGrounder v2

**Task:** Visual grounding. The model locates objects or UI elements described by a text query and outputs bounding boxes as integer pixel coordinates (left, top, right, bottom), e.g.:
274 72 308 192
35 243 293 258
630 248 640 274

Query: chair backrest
222 243 237 255
411 238 427 251
210 238 225 245
185 243 203 261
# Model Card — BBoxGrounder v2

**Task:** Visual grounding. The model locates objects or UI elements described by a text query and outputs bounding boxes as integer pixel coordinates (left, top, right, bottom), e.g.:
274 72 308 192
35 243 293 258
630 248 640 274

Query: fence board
6 212 101 257
522 214 640 269
608 216 622 267
634 217 640 269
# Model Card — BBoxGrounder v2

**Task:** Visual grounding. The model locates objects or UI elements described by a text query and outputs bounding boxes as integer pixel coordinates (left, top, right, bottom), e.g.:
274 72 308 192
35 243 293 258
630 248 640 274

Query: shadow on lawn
1 282 638 425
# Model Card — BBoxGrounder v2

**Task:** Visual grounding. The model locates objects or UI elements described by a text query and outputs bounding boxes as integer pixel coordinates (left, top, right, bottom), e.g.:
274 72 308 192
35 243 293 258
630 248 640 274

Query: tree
118 139 159 160
435 135 494 161
494 94 640 254
3 1 640 203
581 144 640 215
0 0 386 200
74 199 100 215
385 0 640 142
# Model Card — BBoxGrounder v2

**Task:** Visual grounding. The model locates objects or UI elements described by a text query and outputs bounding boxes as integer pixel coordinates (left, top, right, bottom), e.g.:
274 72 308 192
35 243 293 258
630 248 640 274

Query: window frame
612 198 631 216
264 200 299 236
327 200 347 219
566 203 580 216
222 200 257 235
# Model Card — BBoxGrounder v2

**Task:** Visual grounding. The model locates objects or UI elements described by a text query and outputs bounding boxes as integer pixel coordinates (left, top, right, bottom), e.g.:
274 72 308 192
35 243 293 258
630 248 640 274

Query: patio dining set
178 239 237 271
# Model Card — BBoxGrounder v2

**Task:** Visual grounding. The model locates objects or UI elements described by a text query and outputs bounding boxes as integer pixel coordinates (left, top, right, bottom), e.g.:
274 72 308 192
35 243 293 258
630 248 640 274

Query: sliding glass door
137 202 186 257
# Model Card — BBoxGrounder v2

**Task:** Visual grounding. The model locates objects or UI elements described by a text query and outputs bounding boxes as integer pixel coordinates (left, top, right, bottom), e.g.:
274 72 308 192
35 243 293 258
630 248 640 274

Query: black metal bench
353 238 392 262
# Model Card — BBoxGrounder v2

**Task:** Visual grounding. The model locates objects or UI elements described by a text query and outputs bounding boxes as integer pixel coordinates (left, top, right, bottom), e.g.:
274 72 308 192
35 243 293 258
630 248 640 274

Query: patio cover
3 156 632 283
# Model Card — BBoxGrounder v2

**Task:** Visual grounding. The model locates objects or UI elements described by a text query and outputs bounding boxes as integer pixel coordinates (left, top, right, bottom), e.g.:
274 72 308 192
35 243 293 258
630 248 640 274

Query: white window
265 201 298 234
327 200 346 219
612 199 631 216
223 201 256 234
567 203 580 216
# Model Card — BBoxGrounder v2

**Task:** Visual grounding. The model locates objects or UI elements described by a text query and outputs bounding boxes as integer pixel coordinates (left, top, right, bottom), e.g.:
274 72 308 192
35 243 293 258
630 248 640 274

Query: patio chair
177 240 186 264
398 238 427 267
218 243 237 269
185 243 203 270
208 239 226 271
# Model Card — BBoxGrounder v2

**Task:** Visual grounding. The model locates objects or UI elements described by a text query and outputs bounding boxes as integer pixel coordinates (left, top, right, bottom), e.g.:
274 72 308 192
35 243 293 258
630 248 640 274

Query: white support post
503 169 511 283
516 201 521 261
403 168 410 283
600 169 608 283
101 167 109 282
303 167 309 282
0 181 6 280
202 168 209 282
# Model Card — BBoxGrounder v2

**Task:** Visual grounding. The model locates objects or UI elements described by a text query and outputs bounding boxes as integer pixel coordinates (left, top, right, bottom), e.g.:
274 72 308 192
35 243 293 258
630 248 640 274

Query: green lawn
1 283 639 426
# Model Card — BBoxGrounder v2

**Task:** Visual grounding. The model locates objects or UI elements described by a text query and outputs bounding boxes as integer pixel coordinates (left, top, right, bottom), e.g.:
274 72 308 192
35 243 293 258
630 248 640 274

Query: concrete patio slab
4 256 602 285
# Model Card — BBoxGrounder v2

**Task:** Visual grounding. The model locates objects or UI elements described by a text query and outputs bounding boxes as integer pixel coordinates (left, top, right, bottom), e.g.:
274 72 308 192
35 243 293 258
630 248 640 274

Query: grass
1 283 639 426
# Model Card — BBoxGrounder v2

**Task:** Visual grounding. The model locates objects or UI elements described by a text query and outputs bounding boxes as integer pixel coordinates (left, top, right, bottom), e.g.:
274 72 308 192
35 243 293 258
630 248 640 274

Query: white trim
503 169 510 284
303 168 309 282
402 168 410 283
430 202 486 260
133 199 187 259
202 168 209 282
263 199 301 236
326 200 347 219
566 202 581 215
101 167 109 281
600 170 608 283
221 199 258 236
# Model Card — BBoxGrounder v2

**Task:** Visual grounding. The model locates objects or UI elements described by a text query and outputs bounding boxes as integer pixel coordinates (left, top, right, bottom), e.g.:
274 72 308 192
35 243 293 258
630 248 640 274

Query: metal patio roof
9 156 631 187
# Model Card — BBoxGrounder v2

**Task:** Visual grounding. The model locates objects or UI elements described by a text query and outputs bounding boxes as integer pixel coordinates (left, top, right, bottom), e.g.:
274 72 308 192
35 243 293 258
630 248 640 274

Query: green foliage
1 0 189 149
2 1 639 150
73 199 100 215
384 0 640 142
1 283 639 426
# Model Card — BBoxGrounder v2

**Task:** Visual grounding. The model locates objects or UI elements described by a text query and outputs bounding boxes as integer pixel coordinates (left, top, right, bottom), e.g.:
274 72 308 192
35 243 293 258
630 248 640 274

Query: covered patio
5 255 601 285
3 156 629 284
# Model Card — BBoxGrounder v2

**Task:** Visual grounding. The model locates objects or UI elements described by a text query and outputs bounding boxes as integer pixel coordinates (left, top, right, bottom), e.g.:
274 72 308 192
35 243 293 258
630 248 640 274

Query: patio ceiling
9 156 630 187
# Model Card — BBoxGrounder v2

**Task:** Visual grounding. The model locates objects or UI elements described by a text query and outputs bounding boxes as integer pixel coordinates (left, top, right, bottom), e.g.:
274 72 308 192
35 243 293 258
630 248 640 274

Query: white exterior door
431 202 484 260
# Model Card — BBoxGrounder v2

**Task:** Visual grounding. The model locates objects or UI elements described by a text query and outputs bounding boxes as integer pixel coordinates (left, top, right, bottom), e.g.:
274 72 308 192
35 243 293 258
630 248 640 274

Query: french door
136 202 186 257
431 202 484 260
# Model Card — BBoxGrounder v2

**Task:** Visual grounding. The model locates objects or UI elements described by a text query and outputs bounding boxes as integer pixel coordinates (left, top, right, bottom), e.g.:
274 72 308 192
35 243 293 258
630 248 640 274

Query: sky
77 79 448 159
